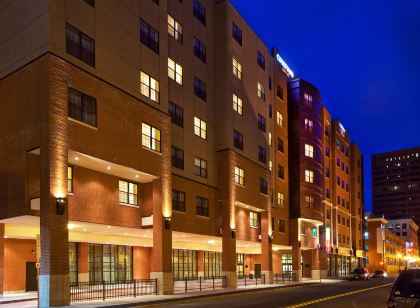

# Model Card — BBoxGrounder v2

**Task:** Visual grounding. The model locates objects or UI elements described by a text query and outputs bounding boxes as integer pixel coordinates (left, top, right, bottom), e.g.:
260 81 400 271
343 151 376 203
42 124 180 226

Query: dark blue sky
231 0 420 212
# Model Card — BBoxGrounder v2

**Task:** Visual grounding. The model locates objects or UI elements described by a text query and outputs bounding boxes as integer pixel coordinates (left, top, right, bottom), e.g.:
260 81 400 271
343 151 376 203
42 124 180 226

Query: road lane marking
285 283 393 308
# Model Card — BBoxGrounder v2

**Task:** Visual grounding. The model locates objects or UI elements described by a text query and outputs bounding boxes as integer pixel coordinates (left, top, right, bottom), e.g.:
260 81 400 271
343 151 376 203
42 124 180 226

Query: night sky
231 0 420 212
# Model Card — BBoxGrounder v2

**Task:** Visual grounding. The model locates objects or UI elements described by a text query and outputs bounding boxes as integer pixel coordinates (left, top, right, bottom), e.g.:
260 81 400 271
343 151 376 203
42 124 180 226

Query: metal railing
70 279 157 302
173 276 227 293
237 274 266 287
273 273 293 284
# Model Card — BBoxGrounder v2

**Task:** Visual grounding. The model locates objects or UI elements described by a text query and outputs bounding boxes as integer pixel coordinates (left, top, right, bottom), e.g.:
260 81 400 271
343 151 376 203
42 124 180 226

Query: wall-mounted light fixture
298 240 301 248
164 216 171 230
56 197 67 215
231 229 236 239
317 243 322 251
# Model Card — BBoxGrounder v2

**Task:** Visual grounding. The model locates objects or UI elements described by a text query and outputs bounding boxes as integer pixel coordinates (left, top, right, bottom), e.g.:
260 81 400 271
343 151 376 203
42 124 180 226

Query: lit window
269 132 272 146
276 111 284 127
305 170 314 183
269 160 272 171
68 166 73 193
257 82 265 100
304 93 313 107
168 14 183 42
232 57 242 79
305 118 313 132
277 192 284 206
194 117 207 139
142 123 161 152
305 195 314 208
168 58 183 85
140 71 159 102
249 211 258 228
233 94 243 115
119 180 138 206
234 166 244 186
305 144 314 158
194 156 207 178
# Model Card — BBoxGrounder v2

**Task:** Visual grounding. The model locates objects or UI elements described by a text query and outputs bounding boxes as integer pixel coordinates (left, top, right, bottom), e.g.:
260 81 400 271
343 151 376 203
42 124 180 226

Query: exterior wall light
164 216 171 230
231 229 236 239
56 197 66 215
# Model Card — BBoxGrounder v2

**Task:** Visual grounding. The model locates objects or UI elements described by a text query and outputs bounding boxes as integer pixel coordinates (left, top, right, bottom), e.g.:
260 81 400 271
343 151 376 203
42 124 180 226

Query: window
300 222 305 235
249 211 258 228
233 130 243 150
140 71 159 102
305 195 314 208
277 138 284 153
68 88 97 127
171 146 184 169
257 82 265 100
168 14 183 42
305 144 314 158
327 209 331 220
304 93 313 107
152 0 159 4
66 24 95 66
326 167 330 178
232 94 243 115
277 86 283 100
276 111 284 127
68 166 73 193
69 242 78 284
140 19 159 53
278 165 285 179
168 58 183 85
193 37 206 63
260 178 268 195
337 176 340 185
277 192 284 206
193 0 206 25
142 123 161 152
269 104 273 118
269 160 272 171
326 188 330 199
258 114 266 132
237 254 244 277
194 76 207 101
84 0 95 7
337 196 340 205
173 249 197 280
194 117 207 139
305 170 314 183
268 133 272 146
234 166 244 185
119 180 138 206
304 118 313 132
196 197 208 216
258 146 267 163
232 58 242 79
204 251 221 279
325 147 330 157
172 189 185 212
169 102 183 127
232 22 242 45
194 156 207 178
257 50 265 70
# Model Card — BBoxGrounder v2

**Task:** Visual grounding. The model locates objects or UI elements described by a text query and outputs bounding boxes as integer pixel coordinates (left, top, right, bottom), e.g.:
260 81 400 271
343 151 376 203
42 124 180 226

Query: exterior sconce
298 240 301 248
164 217 171 230
269 234 273 243
56 197 66 215
231 229 236 239
317 244 322 250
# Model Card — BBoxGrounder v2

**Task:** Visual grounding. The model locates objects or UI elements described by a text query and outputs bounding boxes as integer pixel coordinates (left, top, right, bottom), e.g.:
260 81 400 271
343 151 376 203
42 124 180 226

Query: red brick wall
4 239 37 292
133 247 151 279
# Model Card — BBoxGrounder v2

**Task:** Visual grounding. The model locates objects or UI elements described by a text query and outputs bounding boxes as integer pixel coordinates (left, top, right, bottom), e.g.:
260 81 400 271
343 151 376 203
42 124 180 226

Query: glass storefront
69 242 78 284
88 244 132 283
282 254 293 275
237 253 244 277
172 249 198 280
204 251 221 278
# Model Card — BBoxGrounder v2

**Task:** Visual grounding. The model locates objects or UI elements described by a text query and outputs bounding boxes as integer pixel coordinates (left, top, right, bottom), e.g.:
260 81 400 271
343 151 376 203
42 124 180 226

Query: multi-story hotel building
386 218 419 259
0 0 363 306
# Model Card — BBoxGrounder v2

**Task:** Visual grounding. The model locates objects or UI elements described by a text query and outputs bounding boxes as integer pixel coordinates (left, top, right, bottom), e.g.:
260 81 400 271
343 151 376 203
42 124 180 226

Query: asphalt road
158 278 394 308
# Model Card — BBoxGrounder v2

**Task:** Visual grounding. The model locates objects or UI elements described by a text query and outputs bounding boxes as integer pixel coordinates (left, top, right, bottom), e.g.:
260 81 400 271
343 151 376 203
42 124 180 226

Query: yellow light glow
67 223 76 230
207 240 216 245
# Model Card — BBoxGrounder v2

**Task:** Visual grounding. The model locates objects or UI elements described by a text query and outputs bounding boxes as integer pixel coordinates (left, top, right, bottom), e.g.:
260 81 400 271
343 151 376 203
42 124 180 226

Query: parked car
373 270 388 278
349 268 370 280
387 269 420 307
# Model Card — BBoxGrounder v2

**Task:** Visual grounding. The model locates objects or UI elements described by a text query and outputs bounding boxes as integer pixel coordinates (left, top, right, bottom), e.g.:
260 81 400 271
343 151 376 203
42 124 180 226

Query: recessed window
172 189 185 212
68 88 97 127
326 167 330 178
169 102 183 127
277 86 283 100
326 188 330 199
249 211 258 228
304 118 313 132
257 50 265 70
278 165 285 180
140 19 159 54
305 144 314 158
258 146 267 163
268 132 272 146
194 76 207 101
234 166 244 186
193 37 206 63
305 170 314 183
277 138 284 153
194 117 207 139
84 0 95 7
257 82 265 100
168 58 183 85
305 195 314 208
194 156 207 178
171 146 184 169
68 166 73 193
232 57 242 79
277 192 284 206
304 93 313 107
140 71 159 102
233 94 243 115
269 104 273 118
232 22 242 45
168 14 183 42
193 0 206 25
141 123 161 152
119 180 138 206
196 197 209 216
258 114 266 132
233 130 243 150
279 220 285 233
269 160 272 172
259 178 268 195
277 111 284 127
66 24 95 66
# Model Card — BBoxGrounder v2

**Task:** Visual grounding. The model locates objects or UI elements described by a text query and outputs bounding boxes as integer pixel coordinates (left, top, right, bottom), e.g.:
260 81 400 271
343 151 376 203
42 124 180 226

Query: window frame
140 71 160 103
141 123 161 152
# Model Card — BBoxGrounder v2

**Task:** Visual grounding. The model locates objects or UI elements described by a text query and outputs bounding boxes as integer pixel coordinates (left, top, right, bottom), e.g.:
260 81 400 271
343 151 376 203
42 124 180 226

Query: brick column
0 224 4 296
261 212 273 284
150 178 173 295
39 57 70 307
290 219 302 282
197 251 204 278
77 243 89 282
311 248 320 280
133 247 151 279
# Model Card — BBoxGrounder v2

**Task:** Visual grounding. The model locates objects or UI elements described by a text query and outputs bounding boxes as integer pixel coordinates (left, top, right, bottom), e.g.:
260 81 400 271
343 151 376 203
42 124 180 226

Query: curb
0 298 37 305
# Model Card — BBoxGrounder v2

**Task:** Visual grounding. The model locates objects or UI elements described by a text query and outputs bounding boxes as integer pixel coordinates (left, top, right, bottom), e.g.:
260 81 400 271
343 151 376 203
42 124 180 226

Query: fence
273 273 293 284
173 276 227 294
237 274 266 287
70 279 157 302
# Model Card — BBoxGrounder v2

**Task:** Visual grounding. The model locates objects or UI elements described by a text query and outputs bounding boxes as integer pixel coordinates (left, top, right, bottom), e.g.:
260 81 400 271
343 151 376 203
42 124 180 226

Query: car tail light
386 299 396 308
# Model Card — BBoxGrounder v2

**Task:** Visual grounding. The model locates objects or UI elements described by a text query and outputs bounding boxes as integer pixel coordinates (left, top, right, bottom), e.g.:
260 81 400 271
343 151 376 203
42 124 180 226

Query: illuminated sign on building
276 53 295 78
326 227 331 252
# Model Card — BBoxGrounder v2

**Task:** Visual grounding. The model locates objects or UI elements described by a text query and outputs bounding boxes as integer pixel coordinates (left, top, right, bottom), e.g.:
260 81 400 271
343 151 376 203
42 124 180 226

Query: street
156 278 394 308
